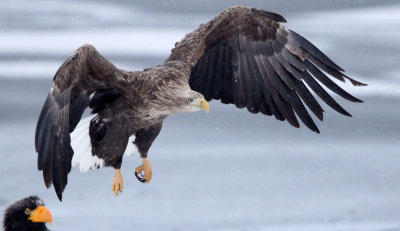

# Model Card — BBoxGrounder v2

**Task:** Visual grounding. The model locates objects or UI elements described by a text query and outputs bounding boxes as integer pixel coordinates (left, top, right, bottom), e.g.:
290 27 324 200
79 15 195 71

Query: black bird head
3 196 52 231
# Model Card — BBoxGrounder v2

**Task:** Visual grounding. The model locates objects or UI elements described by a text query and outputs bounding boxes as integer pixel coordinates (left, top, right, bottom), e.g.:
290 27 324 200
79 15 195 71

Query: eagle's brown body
35 6 365 201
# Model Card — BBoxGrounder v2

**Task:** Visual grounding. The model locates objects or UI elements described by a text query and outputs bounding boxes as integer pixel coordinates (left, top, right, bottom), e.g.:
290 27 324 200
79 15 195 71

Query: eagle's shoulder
143 61 191 84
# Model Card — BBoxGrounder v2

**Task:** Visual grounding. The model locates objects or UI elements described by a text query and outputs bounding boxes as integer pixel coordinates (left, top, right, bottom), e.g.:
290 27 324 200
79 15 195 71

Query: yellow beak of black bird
3 196 53 231
27 205 53 224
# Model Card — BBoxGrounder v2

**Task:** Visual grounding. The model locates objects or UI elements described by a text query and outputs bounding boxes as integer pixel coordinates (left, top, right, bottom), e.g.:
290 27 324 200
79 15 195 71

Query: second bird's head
3 196 52 231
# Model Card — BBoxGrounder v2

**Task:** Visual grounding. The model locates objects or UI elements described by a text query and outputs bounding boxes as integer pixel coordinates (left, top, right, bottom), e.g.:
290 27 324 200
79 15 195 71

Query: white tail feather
124 135 137 156
70 114 137 172
71 114 98 172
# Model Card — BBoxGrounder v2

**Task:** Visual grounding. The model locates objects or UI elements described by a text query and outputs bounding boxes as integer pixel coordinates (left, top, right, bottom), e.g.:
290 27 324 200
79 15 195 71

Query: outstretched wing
167 6 366 133
35 44 128 200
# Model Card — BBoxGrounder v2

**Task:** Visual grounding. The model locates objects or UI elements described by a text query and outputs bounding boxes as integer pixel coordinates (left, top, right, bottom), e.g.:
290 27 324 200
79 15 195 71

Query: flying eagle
35 6 365 201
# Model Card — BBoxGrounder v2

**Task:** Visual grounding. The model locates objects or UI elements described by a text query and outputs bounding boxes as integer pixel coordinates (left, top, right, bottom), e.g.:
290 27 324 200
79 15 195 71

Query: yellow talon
112 169 123 196
135 158 153 183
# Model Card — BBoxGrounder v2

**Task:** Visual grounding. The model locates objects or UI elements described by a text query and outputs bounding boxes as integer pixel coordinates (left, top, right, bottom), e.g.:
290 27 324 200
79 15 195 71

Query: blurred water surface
0 1 399 230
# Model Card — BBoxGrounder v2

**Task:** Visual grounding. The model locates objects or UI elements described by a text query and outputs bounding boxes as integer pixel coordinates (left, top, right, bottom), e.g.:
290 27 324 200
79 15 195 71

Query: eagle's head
154 79 209 115
176 89 210 113
3 196 53 231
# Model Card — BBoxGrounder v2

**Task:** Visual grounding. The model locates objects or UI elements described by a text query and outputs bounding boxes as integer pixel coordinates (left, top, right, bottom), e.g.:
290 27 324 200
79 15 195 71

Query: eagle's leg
112 169 123 196
91 120 129 196
133 123 162 184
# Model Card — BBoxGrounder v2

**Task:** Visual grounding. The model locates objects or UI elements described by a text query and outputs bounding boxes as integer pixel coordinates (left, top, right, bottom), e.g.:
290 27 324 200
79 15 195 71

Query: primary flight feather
35 6 365 201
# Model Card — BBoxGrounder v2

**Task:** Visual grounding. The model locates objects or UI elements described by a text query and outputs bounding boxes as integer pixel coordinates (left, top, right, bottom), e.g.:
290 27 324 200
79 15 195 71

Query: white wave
0 28 186 57
0 60 144 79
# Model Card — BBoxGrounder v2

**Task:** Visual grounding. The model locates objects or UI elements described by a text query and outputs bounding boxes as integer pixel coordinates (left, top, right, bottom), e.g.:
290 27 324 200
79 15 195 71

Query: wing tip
56 192 63 202
347 77 368 87
316 112 324 122
342 109 352 117
54 181 65 202
345 94 363 103
295 123 320 133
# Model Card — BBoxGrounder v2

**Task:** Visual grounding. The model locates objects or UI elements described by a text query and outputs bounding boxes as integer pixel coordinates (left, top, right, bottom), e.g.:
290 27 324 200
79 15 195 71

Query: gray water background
0 1 399 230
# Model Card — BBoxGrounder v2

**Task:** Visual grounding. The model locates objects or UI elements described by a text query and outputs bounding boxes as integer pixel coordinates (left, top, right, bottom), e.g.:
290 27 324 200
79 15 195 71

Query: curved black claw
135 171 147 183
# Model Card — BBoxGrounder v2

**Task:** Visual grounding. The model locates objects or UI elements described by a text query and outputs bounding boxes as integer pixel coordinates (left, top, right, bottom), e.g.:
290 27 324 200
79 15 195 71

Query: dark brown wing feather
35 44 126 201
167 6 366 133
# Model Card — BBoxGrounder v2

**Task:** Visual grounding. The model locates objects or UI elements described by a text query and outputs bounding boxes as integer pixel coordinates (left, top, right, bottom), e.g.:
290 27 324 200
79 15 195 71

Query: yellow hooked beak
199 98 210 113
28 206 53 225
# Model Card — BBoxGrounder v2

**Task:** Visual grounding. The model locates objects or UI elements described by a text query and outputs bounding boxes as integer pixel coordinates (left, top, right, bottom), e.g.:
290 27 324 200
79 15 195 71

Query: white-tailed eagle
35 6 366 201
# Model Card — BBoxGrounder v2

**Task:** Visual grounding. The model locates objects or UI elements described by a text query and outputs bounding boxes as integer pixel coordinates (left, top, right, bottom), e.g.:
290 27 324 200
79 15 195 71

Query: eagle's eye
187 98 193 103
24 208 31 215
